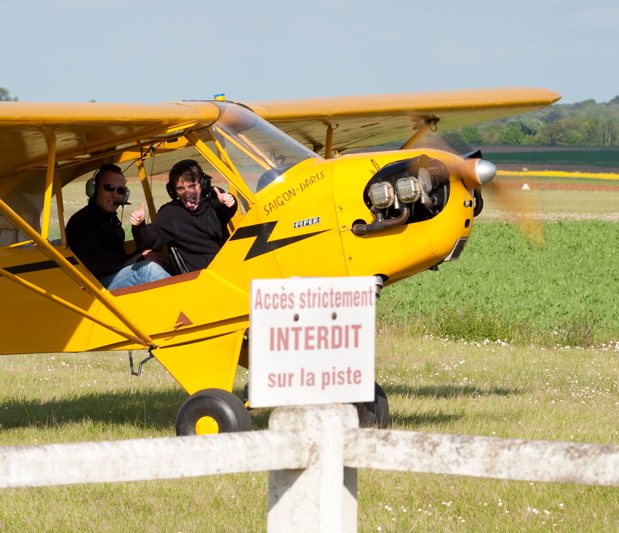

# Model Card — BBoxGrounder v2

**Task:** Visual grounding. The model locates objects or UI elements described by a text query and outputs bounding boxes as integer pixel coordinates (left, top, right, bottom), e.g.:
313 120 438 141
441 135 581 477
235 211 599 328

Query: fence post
267 404 359 533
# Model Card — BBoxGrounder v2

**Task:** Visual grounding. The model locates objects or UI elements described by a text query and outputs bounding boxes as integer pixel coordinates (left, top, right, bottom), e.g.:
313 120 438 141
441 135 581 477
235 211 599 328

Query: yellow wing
0 87 560 188
243 87 561 155
0 101 220 190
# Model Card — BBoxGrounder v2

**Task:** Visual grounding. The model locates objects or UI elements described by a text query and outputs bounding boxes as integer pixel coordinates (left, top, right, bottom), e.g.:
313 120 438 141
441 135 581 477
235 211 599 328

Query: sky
2 0 618 106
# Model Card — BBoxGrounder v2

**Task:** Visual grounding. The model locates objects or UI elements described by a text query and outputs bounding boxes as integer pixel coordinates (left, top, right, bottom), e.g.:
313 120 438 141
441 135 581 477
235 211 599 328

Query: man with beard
130 159 237 273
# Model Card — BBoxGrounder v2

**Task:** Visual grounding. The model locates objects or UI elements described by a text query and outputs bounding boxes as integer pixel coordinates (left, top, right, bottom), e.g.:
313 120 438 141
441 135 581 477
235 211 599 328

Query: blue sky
3 0 618 105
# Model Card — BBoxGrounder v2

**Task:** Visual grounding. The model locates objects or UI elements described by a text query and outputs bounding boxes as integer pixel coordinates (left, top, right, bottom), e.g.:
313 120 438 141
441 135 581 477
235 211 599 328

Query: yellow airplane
0 87 560 434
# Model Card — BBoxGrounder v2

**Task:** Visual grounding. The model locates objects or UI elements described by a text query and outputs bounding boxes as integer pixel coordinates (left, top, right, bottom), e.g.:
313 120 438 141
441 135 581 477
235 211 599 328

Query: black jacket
132 188 237 272
66 200 141 278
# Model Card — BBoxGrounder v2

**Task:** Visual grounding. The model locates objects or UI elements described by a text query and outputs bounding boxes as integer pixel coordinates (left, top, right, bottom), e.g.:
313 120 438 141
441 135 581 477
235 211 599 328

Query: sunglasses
102 184 128 195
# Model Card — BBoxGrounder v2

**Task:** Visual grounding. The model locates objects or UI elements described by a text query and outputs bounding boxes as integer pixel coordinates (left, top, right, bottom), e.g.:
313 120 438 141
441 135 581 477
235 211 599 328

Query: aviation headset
166 159 212 200
86 164 131 204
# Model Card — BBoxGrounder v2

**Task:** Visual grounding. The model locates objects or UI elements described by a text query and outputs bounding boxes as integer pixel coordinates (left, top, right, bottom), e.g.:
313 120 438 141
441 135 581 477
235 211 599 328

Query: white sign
249 277 376 408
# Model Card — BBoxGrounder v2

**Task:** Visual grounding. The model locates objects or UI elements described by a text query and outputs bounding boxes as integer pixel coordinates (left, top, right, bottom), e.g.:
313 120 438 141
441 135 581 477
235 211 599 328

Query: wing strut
0 265 148 346
40 128 56 240
53 170 67 246
325 125 334 159
0 199 155 348
136 158 158 222
400 118 439 150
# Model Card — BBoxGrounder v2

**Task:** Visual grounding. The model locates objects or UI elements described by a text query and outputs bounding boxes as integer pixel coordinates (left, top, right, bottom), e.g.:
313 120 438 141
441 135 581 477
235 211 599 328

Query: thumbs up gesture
214 187 236 208
129 202 146 226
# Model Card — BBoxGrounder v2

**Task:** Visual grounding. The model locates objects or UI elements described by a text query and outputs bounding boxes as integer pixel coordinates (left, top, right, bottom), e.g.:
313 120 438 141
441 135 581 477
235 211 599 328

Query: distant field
480 179 619 220
481 146 619 171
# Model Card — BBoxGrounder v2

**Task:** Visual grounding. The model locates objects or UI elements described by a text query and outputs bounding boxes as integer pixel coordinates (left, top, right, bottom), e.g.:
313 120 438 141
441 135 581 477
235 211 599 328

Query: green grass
0 337 618 532
378 220 619 347
0 352 266 532
360 333 619 532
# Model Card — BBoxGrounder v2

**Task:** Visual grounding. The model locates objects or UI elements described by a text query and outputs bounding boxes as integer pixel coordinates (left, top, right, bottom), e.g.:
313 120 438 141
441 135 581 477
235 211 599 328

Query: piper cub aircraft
0 87 560 434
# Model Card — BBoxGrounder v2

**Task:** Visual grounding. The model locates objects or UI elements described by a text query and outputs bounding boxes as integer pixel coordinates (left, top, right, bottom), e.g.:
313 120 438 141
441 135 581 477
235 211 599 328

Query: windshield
196 102 318 194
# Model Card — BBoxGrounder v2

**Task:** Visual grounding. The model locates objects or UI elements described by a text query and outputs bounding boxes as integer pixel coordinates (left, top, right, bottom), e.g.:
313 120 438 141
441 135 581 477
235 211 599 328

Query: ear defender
86 168 99 198
121 187 131 205
166 181 176 200
85 177 97 198
201 172 212 198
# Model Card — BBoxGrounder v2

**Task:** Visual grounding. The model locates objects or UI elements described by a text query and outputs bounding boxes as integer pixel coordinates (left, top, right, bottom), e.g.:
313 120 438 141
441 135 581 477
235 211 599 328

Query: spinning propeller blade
484 174 544 247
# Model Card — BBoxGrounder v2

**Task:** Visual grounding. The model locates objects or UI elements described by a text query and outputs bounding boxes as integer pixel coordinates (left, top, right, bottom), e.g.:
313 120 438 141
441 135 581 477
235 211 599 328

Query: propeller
443 145 543 246
481 173 544 247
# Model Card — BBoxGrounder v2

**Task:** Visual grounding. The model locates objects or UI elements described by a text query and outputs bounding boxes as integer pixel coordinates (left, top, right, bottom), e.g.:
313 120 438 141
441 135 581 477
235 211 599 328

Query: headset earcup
166 182 176 200
122 188 131 204
86 177 96 198
201 173 212 197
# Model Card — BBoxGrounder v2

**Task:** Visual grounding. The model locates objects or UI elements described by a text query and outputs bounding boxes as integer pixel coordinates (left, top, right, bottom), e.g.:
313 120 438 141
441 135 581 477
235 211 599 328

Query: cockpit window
196 102 318 194
0 176 44 248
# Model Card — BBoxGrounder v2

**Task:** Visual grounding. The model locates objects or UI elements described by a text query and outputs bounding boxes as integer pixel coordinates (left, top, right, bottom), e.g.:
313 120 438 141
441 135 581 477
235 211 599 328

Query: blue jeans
99 261 171 290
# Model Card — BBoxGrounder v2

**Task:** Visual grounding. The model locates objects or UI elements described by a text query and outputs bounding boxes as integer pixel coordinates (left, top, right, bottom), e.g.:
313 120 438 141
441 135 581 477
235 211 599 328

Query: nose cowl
458 158 497 189
476 159 497 186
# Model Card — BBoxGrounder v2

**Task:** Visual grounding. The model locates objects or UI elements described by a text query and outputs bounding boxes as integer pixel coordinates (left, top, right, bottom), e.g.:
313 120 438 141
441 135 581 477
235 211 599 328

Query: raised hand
214 187 236 208
129 202 146 226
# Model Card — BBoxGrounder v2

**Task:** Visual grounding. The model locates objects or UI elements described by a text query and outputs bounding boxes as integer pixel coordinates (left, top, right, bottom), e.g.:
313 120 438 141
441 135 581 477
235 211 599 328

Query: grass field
0 337 618 532
2 172 619 531
378 220 619 347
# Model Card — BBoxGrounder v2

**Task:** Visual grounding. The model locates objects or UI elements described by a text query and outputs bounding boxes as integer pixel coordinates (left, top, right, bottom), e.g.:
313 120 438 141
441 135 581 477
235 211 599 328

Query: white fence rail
2 404 619 532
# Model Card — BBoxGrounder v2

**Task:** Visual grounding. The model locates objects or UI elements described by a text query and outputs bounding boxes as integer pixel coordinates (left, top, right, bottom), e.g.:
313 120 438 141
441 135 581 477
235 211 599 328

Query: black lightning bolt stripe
1 257 79 276
230 221 327 261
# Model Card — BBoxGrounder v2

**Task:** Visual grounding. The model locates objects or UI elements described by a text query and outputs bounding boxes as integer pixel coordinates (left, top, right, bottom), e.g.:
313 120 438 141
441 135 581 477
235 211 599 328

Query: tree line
441 96 619 148
0 88 18 101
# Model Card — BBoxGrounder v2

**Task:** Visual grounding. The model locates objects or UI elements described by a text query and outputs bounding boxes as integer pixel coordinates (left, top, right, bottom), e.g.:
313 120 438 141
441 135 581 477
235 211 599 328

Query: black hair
95 163 123 180
169 159 203 186
166 159 211 200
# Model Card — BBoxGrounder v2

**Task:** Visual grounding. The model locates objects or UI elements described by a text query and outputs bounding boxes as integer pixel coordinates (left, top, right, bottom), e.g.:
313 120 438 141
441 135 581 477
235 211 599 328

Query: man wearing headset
66 163 170 290
129 159 237 273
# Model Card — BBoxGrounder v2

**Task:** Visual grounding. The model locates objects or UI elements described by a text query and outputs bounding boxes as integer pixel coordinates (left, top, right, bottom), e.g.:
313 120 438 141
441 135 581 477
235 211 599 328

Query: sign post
249 277 376 408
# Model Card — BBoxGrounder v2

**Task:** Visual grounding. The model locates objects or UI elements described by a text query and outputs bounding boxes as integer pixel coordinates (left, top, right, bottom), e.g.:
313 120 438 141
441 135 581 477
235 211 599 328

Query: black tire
354 382 389 428
176 388 252 436
473 189 484 217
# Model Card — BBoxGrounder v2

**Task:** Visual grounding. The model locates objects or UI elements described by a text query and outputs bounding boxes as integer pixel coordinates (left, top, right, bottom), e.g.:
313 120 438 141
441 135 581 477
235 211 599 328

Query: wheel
176 388 252 436
473 188 484 217
354 382 389 428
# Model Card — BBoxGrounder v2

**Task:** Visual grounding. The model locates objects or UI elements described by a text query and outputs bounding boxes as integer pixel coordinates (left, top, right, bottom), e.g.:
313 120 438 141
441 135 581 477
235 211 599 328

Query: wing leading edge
0 88 560 187
242 87 561 155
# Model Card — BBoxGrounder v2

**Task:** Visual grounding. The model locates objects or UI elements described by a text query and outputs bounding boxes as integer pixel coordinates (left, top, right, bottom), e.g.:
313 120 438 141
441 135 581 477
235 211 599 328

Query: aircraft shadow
0 389 200 431
382 383 519 429
0 383 518 433
391 411 463 427
248 406 463 431
247 384 520 430
383 383 519 398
